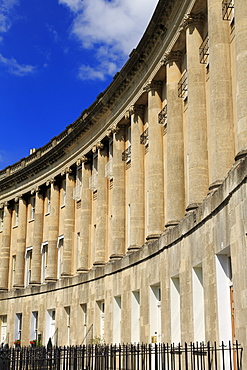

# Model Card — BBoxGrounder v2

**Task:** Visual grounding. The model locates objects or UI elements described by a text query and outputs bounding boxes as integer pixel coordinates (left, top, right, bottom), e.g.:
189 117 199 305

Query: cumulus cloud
0 0 19 35
58 0 159 80
0 53 36 76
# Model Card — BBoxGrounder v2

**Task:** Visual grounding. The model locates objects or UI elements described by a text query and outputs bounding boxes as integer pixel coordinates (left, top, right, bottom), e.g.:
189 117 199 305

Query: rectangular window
46 188 51 214
30 311 38 341
12 255 16 287
30 196 35 220
216 253 233 343
73 166 82 201
25 247 33 286
0 315 7 345
170 277 181 344
62 179 66 206
89 154 98 191
57 235 64 278
0 209 4 232
46 310 56 345
77 232 80 270
14 203 19 226
113 296 121 344
41 242 48 282
150 285 161 343
65 307 70 346
192 266 205 342
15 313 22 341
81 304 87 344
131 291 140 343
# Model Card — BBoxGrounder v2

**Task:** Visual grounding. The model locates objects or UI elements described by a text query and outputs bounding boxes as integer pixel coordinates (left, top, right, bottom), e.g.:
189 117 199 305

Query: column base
110 254 124 261
13 285 24 289
44 277 57 283
165 221 180 228
29 281 41 286
208 180 224 191
186 203 202 212
235 149 247 161
127 245 141 253
77 268 89 274
93 261 106 267
0 287 8 292
61 273 73 278
146 234 161 242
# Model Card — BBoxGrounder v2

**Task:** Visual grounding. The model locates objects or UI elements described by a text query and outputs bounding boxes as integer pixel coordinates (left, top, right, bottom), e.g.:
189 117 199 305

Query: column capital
46 178 55 186
30 186 40 195
162 51 183 65
143 80 162 93
181 12 205 30
129 104 145 116
77 155 89 165
92 141 104 153
61 167 72 176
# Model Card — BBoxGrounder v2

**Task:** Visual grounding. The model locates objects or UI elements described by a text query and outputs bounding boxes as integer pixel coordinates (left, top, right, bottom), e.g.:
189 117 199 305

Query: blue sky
0 0 158 170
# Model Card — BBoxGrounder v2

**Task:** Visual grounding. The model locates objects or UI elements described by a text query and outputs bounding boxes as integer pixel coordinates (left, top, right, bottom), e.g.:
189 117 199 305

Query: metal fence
0 341 243 370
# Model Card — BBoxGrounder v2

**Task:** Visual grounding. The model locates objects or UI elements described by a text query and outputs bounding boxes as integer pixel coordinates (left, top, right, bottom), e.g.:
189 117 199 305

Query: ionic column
235 1 247 160
183 14 209 210
163 52 185 226
143 81 164 240
0 203 12 290
46 179 59 281
110 125 125 259
128 105 145 251
62 168 75 276
78 157 91 272
13 196 27 288
208 0 235 189
94 142 108 266
30 189 43 285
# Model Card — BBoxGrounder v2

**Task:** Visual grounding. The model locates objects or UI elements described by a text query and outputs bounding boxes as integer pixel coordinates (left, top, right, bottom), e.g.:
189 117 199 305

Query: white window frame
30 196 35 221
25 247 33 286
41 242 48 282
12 255 16 287
46 188 51 214
46 310 56 345
113 296 121 344
15 313 22 341
65 307 70 346
0 315 7 345
62 179 66 206
73 166 82 201
14 203 19 226
81 304 87 343
30 311 38 341
0 209 4 232
57 235 64 278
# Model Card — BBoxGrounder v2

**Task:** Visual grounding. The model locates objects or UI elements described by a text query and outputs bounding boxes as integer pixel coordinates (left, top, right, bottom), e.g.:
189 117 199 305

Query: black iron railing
222 0 234 20
0 341 243 370
199 34 209 64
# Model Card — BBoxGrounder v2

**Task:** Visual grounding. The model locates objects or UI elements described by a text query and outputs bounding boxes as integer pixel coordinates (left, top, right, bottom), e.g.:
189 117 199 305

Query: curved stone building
0 0 246 358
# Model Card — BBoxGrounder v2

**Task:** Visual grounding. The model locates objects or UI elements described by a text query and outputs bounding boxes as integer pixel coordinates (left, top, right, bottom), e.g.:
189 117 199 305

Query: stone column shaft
235 1 247 159
94 145 108 265
63 171 75 276
185 16 209 210
0 204 12 290
14 197 27 288
145 81 164 240
30 192 43 284
46 182 59 281
165 54 185 226
78 161 91 272
110 127 125 259
208 0 235 188
129 105 145 251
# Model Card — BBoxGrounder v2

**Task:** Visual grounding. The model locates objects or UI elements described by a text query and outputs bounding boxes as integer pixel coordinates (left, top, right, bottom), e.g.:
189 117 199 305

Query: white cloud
58 0 159 80
0 53 36 76
0 0 19 34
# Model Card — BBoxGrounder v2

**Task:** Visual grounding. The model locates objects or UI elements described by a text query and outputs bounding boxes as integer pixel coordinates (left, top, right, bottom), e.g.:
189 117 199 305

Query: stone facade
0 0 246 363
